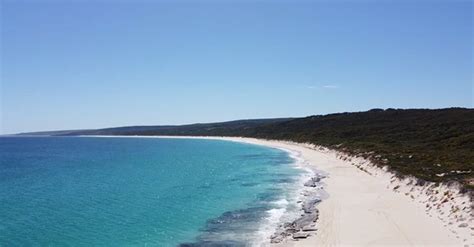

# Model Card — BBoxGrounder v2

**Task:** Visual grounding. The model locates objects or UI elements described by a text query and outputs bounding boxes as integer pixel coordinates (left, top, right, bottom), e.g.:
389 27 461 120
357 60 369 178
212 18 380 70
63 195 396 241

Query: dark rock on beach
293 232 310 239
304 177 321 187
270 175 325 244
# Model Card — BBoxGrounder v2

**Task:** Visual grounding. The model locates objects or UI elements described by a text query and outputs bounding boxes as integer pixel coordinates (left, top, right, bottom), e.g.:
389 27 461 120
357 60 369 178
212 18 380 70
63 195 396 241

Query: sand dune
214 137 472 246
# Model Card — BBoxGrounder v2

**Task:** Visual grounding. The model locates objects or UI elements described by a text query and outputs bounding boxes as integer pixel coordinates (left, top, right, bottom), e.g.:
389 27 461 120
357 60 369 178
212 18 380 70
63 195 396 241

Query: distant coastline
16 108 474 192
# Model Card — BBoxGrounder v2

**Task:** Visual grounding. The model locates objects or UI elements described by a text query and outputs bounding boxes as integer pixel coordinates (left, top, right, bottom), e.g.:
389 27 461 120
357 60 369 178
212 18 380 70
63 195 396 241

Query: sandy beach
152 136 472 246
6 1 472 245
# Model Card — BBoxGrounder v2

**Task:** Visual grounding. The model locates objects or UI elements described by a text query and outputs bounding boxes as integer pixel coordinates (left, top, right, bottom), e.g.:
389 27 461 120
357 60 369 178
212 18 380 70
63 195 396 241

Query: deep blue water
0 137 303 246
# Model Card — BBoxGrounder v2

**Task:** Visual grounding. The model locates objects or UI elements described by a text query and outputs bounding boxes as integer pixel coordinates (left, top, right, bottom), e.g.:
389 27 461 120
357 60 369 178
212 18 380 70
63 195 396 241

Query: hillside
19 108 474 190
60 118 293 136
248 108 474 189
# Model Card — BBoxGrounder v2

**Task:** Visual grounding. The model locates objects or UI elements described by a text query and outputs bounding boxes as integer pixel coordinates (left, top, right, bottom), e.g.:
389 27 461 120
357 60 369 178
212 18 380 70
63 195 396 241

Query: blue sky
1 0 472 134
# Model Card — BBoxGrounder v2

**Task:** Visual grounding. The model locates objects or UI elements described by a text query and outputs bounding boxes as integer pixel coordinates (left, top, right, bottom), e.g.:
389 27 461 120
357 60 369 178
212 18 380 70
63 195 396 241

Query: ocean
0 137 309 246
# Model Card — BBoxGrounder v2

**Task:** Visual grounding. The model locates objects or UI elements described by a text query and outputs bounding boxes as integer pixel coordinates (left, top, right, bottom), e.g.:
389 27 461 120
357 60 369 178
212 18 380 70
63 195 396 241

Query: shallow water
0 137 306 246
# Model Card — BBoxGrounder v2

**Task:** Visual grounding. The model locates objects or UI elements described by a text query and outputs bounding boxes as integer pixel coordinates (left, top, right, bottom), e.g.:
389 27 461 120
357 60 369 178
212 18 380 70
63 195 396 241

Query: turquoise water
0 137 304 246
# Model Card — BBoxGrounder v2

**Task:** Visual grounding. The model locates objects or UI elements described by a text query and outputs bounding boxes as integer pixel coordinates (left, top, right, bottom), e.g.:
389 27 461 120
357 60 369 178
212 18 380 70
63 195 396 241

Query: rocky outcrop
270 175 325 244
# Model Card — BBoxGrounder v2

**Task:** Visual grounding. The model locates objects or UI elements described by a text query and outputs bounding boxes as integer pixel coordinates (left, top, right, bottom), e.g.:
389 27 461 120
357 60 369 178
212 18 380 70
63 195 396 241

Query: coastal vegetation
21 108 474 190
249 108 474 191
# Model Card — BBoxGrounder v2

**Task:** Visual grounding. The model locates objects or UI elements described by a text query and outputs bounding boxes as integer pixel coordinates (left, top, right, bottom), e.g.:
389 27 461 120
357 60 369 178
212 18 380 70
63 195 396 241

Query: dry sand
166 136 471 247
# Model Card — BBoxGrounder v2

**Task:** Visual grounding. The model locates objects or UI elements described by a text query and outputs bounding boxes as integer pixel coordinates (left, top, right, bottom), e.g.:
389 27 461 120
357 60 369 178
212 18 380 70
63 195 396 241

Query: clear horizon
2 0 473 134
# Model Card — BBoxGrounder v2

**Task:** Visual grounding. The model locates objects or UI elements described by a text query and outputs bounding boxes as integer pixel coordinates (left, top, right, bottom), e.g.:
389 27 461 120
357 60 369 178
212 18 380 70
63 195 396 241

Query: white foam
252 148 322 246
253 207 287 246
272 198 289 207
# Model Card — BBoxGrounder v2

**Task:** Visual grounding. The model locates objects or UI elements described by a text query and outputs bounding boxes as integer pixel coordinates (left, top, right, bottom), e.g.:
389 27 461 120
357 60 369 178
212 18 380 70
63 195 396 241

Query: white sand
90 135 473 246
157 136 471 246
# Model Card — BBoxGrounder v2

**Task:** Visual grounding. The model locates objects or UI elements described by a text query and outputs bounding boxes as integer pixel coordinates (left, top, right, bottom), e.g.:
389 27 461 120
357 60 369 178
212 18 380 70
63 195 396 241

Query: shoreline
227 137 472 246
82 135 472 245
